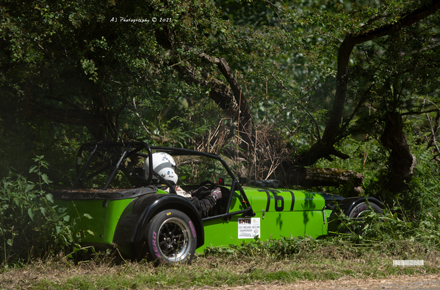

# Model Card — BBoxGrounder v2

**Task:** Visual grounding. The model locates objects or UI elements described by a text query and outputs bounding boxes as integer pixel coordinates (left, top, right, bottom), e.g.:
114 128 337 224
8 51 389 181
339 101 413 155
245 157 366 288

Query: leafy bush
364 145 440 222
316 134 440 218
0 156 73 266
406 148 440 218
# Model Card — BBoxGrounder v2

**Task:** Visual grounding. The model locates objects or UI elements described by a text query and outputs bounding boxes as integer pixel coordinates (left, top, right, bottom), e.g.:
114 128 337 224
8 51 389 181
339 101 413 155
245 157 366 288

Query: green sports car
52 142 383 265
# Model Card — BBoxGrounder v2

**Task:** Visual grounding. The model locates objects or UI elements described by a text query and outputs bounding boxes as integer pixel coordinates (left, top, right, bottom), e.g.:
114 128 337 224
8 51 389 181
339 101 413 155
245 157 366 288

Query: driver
144 152 222 218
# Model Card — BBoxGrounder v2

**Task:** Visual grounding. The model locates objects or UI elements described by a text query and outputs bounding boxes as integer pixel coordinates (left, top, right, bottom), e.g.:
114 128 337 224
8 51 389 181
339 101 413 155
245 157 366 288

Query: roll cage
72 142 254 220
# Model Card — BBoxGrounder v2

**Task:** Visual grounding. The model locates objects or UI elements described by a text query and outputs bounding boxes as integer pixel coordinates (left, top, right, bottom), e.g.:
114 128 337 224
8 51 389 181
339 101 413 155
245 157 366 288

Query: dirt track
192 274 440 290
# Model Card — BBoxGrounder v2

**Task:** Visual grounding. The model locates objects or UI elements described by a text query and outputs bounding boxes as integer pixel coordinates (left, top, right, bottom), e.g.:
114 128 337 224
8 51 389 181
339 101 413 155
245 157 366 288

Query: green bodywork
199 187 328 252
54 186 331 254
54 188 170 248
56 198 134 245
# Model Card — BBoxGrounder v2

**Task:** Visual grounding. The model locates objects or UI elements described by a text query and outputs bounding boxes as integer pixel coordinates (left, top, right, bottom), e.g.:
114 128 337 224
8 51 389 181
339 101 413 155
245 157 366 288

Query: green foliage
404 146 440 218
315 130 440 222
332 204 438 245
0 157 73 266
314 136 388 197
360 139 440 220
2 0 439 185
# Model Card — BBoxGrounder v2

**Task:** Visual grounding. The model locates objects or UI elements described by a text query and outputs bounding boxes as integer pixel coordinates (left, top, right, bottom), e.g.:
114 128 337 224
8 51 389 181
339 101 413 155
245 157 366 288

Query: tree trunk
291 167 363 189
380 112 417 193
249 167 364 195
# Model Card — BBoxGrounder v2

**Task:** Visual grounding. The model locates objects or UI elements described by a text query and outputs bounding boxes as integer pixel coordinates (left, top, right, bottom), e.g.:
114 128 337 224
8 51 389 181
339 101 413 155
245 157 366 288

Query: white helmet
144 152 178 184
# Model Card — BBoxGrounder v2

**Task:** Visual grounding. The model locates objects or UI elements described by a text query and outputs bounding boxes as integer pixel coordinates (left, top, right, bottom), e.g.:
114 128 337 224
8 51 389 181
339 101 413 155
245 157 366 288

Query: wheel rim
157 217 192 262
355 209 370 219
351 210 370 232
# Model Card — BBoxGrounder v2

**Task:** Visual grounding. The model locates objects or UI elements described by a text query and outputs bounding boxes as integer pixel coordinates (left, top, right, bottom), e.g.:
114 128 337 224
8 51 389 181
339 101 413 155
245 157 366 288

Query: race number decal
259 190 295 212
238 218 260 239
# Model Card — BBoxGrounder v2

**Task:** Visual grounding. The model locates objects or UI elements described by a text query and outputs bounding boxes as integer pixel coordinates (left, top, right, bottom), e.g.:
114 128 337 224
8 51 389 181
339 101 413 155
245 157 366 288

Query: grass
1 237 439 290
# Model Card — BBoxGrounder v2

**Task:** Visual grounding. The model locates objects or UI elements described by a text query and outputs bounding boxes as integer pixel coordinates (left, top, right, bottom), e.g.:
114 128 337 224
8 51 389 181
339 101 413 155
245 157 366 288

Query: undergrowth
0 156 73 267
315 136 440 253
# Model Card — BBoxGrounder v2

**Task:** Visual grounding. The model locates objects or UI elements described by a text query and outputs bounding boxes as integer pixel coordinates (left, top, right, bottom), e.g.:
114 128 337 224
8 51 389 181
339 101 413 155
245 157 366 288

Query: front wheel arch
140 202 204 249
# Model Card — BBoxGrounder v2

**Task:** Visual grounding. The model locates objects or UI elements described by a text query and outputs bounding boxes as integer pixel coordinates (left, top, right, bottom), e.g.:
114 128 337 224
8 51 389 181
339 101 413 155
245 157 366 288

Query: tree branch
325 0 440 142
401 108 440 116
298 0 440 166
199 53 253 133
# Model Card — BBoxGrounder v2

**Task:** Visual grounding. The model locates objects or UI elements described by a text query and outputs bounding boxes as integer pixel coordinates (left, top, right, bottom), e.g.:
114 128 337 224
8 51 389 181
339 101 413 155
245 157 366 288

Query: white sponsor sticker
238 218 260 239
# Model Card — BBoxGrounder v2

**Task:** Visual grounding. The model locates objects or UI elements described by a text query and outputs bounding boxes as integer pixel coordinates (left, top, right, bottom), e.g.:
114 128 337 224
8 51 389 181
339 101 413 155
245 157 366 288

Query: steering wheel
200 180 217 189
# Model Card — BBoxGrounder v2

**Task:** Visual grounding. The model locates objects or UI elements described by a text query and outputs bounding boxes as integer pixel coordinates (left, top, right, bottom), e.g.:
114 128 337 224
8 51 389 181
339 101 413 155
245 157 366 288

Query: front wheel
348 201 383 218
347 202 383 234
139 209 197 265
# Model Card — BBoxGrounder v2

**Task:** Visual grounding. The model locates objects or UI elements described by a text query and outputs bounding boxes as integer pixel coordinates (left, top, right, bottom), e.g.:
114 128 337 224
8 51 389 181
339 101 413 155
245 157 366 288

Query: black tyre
347 202 383 234
348 201 383 218
141 209 197 265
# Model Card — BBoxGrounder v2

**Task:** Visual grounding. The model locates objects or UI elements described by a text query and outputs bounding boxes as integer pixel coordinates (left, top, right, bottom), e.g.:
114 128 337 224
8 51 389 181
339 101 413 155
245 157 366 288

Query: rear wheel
138 209 197 265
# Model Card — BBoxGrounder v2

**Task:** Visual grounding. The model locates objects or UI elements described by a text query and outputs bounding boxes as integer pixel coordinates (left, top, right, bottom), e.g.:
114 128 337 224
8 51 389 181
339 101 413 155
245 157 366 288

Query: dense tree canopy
1 0 439 201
